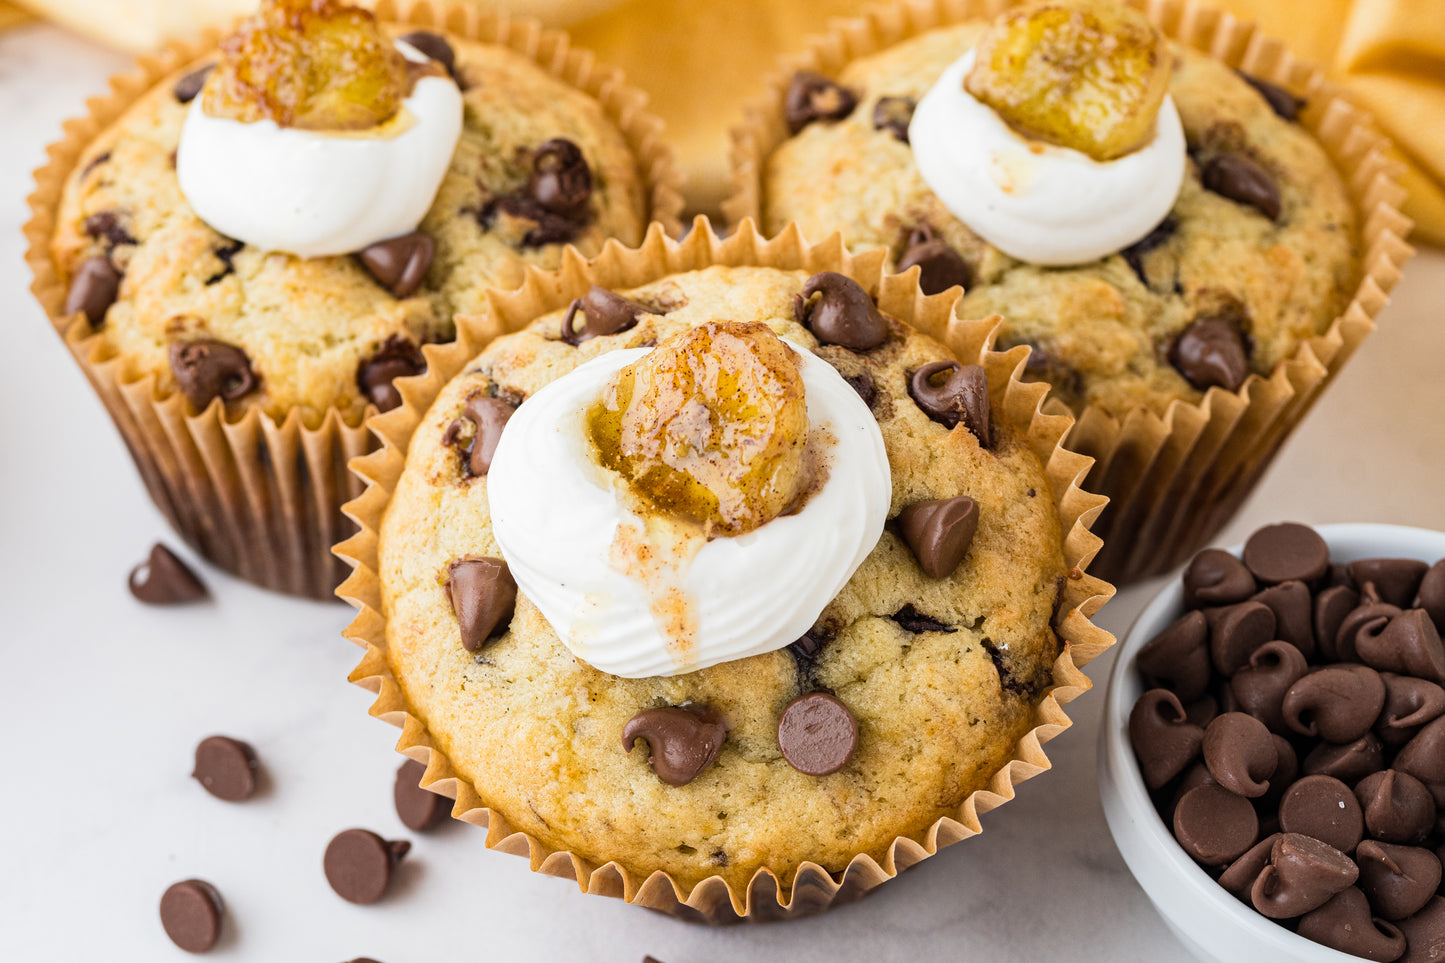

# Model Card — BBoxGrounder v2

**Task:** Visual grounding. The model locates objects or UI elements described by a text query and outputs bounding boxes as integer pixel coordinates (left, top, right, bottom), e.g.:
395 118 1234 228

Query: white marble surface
3 23 1443 962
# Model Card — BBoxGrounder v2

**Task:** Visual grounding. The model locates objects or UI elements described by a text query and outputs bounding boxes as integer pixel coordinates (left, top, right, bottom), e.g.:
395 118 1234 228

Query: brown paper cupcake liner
24 0 685 599
335 218 1117 923
723 0 1414 585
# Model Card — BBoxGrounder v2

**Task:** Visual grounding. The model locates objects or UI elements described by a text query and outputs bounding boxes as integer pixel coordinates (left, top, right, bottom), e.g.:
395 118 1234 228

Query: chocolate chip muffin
376 264 1072 890
50 18 651 423
756 22 1359 417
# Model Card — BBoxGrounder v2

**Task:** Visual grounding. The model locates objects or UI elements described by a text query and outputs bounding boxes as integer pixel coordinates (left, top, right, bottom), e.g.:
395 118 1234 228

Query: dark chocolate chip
1395 716 1445 806
1120 215 1176 286
1415 560 1445 631
1350 559 1430 609
788 627 833 666
444 395 515 478
560 285 650 345
898 495 978 580
528 138 591 220
84 211 136 247
1220 833 1281 897
1316 585 1361 661
1184 548 1257 609
1231 641 1309 734
356 339 426 413
843 371 876 407
192 735 259 802
174 64 215 104
777 692 858 776
1339 603 1403 663
1253 580 1316 658
1297 887 1407 961
169 339 258 408
795 272 889 350
1170 316 1250 392
128 543 208 604
890 605 954 634
897 225 970 296
1203 152 1282 221
394 758 449 832
65 256 120 328
1238 71 1305 122
1137 610 1213 703
872 95 915 142
1251 833 1359 919
358 231 434 299
1356 841 1441 921
1243 523 1330 585
1284 664 1386 744
478 195 580 248
1203 712 1277 798
399 31 456 76
1130 689 1205 789
1396 897 1445 962
908 361 990 446
1174 783 1260 865
1356 771 1436 847
159 879 224 953
1279 774 1366 854
1302 733 1385 785
323 829 410 905
622 704 728 787
204 239 244 286
1207 600 1277 677
785 71 857 133
1358 610 1445 684
445 557 516 652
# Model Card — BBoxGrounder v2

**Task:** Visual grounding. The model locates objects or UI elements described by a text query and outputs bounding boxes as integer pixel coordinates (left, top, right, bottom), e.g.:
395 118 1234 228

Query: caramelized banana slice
964 0 1172 161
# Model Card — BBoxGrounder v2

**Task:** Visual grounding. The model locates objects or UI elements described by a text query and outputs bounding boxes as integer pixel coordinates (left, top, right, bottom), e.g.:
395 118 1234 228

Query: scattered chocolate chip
323 829 410 905
1243 523 1330 585
1231 641 1309 733
128 543 209 604
1396 897 1445 963
1350 559 1430 609
1184 548 1257 609
1251 833 1359 919
908 361 990 446
898 495 978 580
897 225 970 295
623 704 728 787
1253 581 1317 658
560 285 651 345
1137 610 1212 702
192 735 259 802
794 272 889 351
1203 712 1277 798
1302 733 1385 784
394 758 449 832
445 557 516 652
399 30 456 77
890 605 953 634
65 256 120 328
1298 887 1407 961
444 395 514 477
1220 833 1281 897
84 211 136 247
1279 774 1365 855
174 64 215 104
785 71 857 133
872 95 915 142
1170 316 1250 393
1357 841 1441 921
358 231 434 299
1238 71 1305 122
527 139 591 220
1394 716 1445 806
777 692 858 776
1130 689 1204 789
1358 610 1445 684
1283 664 1386 744
1203 152 1282 221
1207 600 1277 677
159 879 224 953
1120 215 1176 286
169 339 258 408
1173 783 1259 865
1415 561 1445 630
356 339 426 413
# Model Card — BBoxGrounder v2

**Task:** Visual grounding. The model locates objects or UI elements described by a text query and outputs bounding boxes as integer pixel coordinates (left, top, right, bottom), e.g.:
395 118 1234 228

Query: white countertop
3 23 1442 962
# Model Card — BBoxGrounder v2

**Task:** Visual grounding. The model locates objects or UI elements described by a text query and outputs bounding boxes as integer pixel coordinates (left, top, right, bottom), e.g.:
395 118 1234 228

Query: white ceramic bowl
1098 523 1445 963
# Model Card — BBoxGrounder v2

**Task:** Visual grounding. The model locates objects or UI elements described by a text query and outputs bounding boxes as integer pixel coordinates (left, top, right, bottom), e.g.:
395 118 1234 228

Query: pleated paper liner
336 218 1117 923
722 0 1414 585
23 0 685 600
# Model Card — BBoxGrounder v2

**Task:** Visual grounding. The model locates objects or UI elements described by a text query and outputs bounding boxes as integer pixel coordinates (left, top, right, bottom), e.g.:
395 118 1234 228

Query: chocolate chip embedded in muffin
623 705 728 787
65 256 120 328
1238 71 1305 122
357 338 426 413
528 138 592 220
1169 316 1250 393
399 31 457 79
897 225 970 296
890 604 954 634
560 285 651 345
908 361 991 446
84 211 136 248
323 829 410 905
898 495 979 579
204 239 244 286
128 543 209 605
159 879 225 953
444 556 516 652
1203 152 1282 221
444 394 515 478
778 692 858 776
793 272 890 350
872 96 915 142
785 71 857 133
358 230 434 299
173 64 215 104
169 339 259 408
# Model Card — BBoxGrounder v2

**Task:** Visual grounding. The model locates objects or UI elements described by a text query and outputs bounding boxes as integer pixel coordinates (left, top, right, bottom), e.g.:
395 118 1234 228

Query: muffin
726 0 1411 583
339 222 1116 922
26 0 681 597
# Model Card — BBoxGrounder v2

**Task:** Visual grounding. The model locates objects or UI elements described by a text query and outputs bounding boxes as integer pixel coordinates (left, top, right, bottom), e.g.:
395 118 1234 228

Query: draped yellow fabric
0 2 33 30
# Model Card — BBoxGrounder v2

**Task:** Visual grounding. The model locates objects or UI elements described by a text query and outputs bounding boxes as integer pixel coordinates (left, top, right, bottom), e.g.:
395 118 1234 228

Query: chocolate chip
1315 585 1361 662
1121 215 1176 286
777 692 858 776
399 31 456 76
898 495 978 580
1130 689 1205 789
159 879 224 953
445 557 516 652
1339 603 1403 663
1184 548 1257 609
908 361 991 446
788 626 833 665
1415 561 1445 631
478 195 580 248
843 371 876 407
1251 833 1359 919
169 339 258 408
444 395 515 477
1244 523 1330 585
897 225 970 296
1396 897 1445 962
785 71 857 133
1357 771 1436 847
323 829 410 905
394 758 449 832
1174 783 1259 865
1137 610 1212 702
1279 774 1365 854
1231 641 1309 734
1220 833 1281 897
1357 841 1442 921
560 285 650 345
1302 733 1385 785
1350 559 1430 609
872 95 914 142
1253 581 1316 658
1238 71 1305 122
1284 664 1386 744
623 704 728 786
1298 887 1408 960
1207 600 1276 677
358 231 434 299
65 256 120 328
174 64 215 104
1203 712 1277 798
356 339 426 412
1203 152 1282 221
192 735 259 802
1358 610 1445 684
1170 316 1250 392
84 211 136 247
128 543 208 604
890 605 953 634
1263 734 1300 808
204 239 244 285
1395 716 1445 806
528 139 591 220
795 272 889 351
1379 673 1445 735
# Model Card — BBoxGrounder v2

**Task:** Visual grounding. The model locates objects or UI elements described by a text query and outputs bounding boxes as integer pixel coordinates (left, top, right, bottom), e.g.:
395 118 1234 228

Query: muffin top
52 15 649 424
761 22 1359 417
378 264 1069 889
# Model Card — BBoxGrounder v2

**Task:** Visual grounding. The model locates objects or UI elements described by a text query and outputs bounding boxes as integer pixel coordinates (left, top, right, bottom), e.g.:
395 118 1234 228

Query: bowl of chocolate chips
1100 523 1445 963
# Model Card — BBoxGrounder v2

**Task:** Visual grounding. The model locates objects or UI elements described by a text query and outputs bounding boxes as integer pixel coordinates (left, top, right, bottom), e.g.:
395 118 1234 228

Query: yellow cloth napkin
0 1 33 30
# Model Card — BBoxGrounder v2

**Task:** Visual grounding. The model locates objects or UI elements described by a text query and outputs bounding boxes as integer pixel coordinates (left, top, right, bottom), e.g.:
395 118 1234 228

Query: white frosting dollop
176 42 463 259
487 341 892 679
909 49 1185 266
